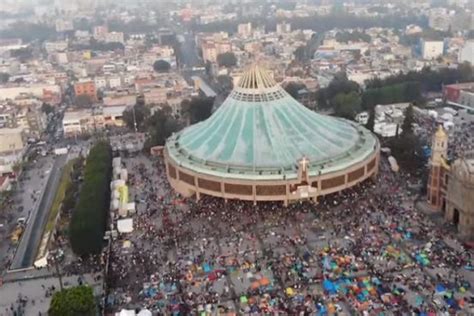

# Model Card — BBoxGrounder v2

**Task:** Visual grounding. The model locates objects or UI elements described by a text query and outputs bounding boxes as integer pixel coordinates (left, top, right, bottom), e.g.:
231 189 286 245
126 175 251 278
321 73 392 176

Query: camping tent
117 218 133 233
137 309 152 316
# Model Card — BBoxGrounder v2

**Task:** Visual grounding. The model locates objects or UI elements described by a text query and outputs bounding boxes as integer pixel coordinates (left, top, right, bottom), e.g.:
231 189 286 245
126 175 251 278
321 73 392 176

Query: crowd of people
103 145 474 315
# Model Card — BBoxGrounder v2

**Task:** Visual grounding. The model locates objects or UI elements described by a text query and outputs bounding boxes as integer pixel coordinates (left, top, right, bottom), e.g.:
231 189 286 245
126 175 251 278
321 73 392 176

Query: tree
205 60 212 77
361 82 421 110
41 103 54 114
0 22 55 42
366 106 375 132
401 104 415 136
331 91 362 119
294 46 307 62
317 74 360 108
75 94 94 108
10 47 33 62
122 103 150 132
185 97 215 124
0 72 9 83
389 133 422 172
388 104 423 172
49 286 96 316
145 105 182 149
70 142 112 256
217 52 237 68
153 60 171 73
217 75 234 92
284 82 307 99
335 30 371 43
365 64 474 93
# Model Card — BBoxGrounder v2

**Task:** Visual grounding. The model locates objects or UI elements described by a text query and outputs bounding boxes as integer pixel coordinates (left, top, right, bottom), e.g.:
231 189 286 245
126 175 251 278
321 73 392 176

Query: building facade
74 81 97 101
421 40 444 60
427 126 474 240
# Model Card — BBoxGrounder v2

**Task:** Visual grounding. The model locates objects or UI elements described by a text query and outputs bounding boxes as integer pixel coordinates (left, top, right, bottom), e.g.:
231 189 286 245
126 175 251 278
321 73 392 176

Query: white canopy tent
117 218 134 233
117 310 135 316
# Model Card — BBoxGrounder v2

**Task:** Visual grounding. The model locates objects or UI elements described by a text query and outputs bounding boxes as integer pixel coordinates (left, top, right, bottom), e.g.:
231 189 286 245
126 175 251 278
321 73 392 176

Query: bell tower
427 125 449 210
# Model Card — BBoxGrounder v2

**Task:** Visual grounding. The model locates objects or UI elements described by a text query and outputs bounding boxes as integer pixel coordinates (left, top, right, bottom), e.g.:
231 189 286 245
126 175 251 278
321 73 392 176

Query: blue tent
203 263 212 273
436 284 446 293
323 280 337 294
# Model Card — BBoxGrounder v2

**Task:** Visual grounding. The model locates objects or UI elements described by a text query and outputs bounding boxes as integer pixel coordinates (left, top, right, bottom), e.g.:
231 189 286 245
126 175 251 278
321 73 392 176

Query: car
17 217 26 225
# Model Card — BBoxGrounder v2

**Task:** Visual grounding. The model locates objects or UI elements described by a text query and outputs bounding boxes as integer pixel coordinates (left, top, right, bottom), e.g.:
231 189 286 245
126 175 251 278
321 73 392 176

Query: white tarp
137 310 152 316
443 121 454 130
34 256 48 268
120 169 128 181
114 166 121 177
112 190 120 199
388 156 399 173
440 113 453 122
111 179 126 190
374 122 399 138
117 310 135 316
118 206 128 218
110 199 119 211
112 157 121 168
117 218 133 233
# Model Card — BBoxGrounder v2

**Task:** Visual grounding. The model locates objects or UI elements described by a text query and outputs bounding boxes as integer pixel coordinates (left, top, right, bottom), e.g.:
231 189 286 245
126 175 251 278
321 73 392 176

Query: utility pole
52 235 64 291
53 255 64 291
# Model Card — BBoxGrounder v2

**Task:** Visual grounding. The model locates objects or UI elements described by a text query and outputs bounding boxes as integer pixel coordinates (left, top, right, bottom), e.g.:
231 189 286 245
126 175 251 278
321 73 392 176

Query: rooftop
166 65 378 180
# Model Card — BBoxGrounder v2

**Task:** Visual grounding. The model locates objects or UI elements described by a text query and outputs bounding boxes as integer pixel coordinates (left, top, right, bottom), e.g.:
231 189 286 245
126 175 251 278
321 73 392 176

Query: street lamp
50 234 64 291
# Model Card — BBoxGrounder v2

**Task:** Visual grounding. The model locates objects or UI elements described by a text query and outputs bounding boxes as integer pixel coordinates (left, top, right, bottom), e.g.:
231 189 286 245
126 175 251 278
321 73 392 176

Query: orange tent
259 277 270 286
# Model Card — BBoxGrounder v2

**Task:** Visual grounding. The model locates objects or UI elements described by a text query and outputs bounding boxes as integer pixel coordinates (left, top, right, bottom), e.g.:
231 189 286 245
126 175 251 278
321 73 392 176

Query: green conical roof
166 65 377 179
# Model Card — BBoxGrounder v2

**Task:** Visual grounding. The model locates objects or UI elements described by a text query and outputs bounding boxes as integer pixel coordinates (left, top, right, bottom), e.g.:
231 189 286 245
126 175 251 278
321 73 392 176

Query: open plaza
105 151 474 315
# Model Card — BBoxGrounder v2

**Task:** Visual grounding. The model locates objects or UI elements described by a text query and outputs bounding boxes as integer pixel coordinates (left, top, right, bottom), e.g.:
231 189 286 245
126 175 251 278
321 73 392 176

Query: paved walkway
0 273 103 316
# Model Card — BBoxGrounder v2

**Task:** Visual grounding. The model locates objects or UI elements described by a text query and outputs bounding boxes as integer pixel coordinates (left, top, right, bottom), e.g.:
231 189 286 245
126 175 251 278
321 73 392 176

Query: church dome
166 65 377 180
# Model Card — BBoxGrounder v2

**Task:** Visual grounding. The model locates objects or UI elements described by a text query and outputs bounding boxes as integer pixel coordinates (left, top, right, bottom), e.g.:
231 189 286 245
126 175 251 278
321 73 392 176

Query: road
179 33 201 68
10 154 68 270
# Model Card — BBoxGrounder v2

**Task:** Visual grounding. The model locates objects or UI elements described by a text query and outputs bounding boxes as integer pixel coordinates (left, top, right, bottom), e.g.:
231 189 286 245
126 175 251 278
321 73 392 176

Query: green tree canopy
41 103 54 114
0 72 10 83
182 97 215 124
401 104 415 136
361 81 422 110
49 285 96 316
317 74 360 108
0 22 55 42
335 30 371 43
284 82 307 99
145 105 182 149
294 46 309 62
332 91 362 119
75 94 94 108
366 106 375 132
217 52 237 68
365 63 474 92
153 60 171 73
122 103 150 132
70 142 112 256
389 133 423 172
10 47 33 62
217 75 234 91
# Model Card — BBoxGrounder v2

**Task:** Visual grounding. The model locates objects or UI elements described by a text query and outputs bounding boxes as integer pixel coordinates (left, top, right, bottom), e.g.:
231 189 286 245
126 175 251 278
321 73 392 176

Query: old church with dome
427 126 474 240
